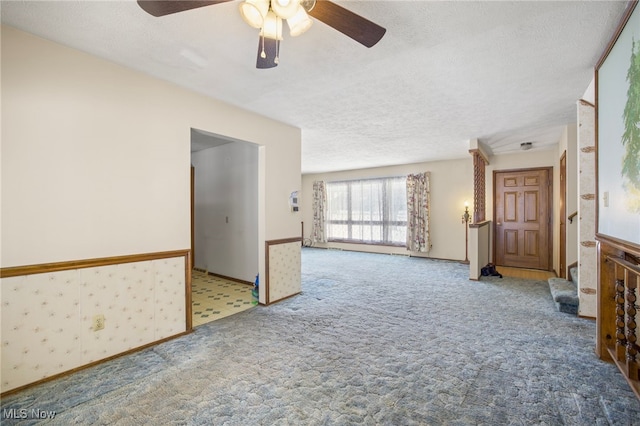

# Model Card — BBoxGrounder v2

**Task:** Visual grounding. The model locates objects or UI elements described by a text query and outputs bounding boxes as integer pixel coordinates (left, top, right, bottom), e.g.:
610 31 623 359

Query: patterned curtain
406 172 430 252
312 181 327 243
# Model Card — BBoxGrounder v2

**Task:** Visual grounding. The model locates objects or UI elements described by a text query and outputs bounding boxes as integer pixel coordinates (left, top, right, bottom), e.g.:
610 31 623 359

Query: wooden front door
494 168 552 270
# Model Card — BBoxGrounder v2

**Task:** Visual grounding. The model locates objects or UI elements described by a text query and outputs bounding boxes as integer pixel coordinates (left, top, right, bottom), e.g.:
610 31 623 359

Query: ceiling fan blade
256 36 279 69
306 1 385 48
137 0 232 17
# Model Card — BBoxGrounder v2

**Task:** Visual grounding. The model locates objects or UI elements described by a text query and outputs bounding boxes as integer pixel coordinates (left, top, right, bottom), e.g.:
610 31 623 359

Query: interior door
494 168 552 270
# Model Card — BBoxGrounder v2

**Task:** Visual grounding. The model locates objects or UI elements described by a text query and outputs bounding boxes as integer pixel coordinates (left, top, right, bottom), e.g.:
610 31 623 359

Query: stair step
548 277 578 315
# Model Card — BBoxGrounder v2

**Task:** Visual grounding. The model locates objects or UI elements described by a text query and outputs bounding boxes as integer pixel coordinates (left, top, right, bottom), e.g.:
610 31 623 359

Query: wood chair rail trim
0 249 190 278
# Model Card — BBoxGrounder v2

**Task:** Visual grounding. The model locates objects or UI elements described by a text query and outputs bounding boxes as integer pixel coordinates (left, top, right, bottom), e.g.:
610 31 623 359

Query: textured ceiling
0 0 629 173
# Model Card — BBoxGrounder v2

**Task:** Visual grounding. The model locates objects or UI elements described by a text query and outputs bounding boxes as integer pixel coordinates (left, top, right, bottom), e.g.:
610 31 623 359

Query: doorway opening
190 128 259 327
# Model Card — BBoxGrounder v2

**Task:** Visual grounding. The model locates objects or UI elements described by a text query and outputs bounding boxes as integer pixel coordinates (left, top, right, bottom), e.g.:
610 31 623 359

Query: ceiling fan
137 0 386 69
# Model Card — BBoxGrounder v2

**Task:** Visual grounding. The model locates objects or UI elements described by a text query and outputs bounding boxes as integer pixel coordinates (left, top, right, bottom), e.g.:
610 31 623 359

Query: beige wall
1 25 300 274
469 222 491 280
302 158 474 261
1 25 301 391
302 149 562 269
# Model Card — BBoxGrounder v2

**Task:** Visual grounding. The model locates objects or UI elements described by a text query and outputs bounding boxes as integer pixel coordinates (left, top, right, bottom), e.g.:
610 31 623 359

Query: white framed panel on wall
265 238 301 305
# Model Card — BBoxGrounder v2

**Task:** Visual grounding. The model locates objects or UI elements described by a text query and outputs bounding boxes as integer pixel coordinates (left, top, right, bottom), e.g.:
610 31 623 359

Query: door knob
497 222 502 226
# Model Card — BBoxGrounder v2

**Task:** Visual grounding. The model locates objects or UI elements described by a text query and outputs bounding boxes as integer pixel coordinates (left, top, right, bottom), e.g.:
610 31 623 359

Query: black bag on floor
481 263 502 278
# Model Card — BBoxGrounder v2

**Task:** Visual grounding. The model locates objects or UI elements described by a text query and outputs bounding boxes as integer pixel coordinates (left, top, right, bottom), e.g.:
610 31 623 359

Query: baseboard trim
0 330 192 398
266 291 302 305
303 245 460 263
206 271 253 286
578 314 596 321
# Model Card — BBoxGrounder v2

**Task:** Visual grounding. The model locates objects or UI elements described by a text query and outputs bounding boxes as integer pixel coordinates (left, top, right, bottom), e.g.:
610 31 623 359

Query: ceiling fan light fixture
260 10 283 40
300 0 317 13
239 0 270 29
287 6 312 37
137 0 386 70
271 0 301 20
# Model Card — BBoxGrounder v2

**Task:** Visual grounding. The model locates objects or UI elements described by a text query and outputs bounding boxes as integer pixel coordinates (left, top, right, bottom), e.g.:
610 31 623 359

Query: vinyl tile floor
191 271 256 327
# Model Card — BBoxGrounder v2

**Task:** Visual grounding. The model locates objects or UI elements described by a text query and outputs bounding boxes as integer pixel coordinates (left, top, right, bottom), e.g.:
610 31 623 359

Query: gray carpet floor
2 248 640 425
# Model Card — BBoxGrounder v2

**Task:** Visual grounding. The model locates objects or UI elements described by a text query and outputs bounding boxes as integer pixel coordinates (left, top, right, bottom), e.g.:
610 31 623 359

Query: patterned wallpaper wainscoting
578 99 597 318
265 239 302 304
1 253 188 394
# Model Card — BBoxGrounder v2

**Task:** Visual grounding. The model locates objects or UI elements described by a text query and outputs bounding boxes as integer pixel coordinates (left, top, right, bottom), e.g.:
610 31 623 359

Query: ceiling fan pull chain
260 34 267 59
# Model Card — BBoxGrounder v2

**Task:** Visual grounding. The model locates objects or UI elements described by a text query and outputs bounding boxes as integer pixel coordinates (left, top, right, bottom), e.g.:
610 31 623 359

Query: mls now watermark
2 408 57 420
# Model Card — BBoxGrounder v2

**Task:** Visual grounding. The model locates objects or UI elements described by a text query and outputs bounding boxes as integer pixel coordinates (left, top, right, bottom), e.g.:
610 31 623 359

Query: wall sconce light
461 201 470 264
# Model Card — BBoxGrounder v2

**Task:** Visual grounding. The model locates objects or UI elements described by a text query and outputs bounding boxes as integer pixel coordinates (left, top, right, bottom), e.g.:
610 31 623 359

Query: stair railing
603 255 640 399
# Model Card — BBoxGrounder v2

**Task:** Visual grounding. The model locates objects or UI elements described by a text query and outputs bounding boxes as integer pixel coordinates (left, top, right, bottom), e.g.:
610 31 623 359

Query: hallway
191 270 255 326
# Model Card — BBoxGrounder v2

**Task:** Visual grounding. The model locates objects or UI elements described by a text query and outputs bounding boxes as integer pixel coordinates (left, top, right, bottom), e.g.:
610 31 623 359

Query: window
326 177 407 246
